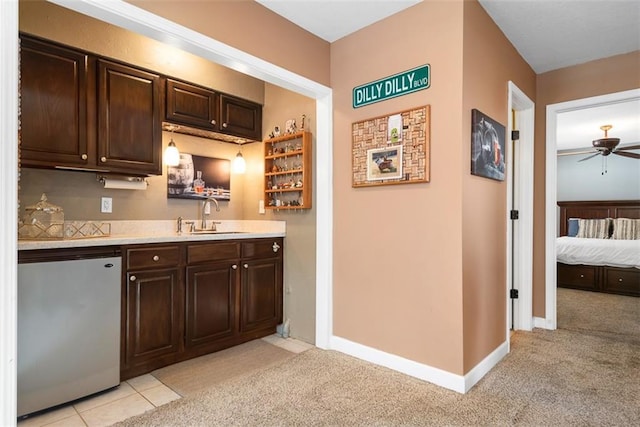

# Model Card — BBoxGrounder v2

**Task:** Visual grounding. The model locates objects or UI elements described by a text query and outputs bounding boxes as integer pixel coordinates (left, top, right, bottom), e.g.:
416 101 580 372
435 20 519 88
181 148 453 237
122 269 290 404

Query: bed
557 200 640 297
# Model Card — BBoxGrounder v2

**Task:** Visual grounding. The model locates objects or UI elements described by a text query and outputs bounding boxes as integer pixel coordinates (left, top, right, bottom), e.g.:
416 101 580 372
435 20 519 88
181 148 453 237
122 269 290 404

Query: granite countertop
18 220 286 250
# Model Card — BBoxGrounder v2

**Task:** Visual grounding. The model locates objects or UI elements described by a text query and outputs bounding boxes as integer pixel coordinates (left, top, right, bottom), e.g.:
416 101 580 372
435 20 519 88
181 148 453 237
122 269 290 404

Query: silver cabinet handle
100 156 107 162
272 242 280 252
81 154 88 160
222 122 228 128
152 255 159 262
619 278 623 282
580 274 584 278
130 275 136 281
232 264 238 270
211 119 216 125
243 263 249 269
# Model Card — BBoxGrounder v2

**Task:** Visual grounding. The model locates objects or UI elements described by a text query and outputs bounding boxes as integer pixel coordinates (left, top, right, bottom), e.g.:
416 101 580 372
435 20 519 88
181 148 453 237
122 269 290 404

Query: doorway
544 88 640 330
506 82 535 340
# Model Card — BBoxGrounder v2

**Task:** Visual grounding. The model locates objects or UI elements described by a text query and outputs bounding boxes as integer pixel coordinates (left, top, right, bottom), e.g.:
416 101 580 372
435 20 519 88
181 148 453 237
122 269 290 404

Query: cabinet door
240 258 282 333
166 79 218 131
20 36 92 168
219 94 262 140
98 60 163 175
185 262 238 348
124 268 182 371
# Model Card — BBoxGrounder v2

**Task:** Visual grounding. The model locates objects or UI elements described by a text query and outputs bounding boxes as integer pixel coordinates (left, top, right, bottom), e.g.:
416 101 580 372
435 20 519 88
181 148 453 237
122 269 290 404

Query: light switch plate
259 200 265 214
101 197 112 213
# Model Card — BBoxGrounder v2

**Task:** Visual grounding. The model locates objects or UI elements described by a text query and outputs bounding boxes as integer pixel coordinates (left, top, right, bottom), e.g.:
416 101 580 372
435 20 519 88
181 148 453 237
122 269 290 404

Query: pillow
567 218 579 237
611 218 640 240
576 218 610 239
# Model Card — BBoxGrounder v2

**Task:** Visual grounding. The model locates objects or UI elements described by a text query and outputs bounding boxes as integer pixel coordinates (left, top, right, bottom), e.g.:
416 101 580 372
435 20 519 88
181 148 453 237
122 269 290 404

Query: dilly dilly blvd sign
352 64 430 108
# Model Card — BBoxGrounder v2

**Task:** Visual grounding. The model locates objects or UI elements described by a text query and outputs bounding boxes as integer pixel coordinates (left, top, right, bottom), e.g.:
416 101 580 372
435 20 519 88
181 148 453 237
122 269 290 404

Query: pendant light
232 145 246 174
164 127 180 166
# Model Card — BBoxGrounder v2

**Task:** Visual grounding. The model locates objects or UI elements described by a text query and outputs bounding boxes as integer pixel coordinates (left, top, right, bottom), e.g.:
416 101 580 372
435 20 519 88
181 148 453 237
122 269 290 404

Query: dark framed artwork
471 109 506 181
167 153 231 200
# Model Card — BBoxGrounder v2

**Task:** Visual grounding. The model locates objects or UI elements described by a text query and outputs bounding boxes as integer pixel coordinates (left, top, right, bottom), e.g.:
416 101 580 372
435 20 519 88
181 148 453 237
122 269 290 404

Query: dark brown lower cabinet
123 268 183 377
557 262 639 297
121 238 283 380
240 258 282 333
185 262 237 349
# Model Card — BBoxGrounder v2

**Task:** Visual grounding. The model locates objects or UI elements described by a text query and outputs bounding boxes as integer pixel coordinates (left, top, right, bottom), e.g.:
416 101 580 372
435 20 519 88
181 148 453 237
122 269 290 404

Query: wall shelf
263 131 312 209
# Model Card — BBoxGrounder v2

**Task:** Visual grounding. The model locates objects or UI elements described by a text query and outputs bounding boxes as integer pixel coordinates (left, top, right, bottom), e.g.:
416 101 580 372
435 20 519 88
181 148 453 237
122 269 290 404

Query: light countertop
18 220 286 250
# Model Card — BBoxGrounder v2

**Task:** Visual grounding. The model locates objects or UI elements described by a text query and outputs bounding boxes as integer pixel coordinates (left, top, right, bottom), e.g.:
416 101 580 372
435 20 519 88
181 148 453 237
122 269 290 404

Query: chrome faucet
201 197 220 230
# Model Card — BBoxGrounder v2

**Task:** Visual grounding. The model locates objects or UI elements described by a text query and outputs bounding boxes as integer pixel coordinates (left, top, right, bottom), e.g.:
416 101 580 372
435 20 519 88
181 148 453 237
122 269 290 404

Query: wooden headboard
558 200 640 236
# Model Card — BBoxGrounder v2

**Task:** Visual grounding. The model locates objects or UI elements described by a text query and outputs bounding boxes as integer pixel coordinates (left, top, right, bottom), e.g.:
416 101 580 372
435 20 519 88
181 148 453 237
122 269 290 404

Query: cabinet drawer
557 263 598 291
127 246 181 270
242 239 283 259
603 267 640 296
187 242 240 264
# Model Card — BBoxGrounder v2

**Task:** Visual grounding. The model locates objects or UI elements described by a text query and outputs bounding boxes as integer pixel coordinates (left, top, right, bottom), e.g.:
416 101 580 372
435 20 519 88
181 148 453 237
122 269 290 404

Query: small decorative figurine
273 126 281 137
285 119 297 134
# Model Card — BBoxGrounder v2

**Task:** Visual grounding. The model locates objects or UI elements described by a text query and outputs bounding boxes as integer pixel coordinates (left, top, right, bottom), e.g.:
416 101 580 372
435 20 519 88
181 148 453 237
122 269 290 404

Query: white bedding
556 236 640 269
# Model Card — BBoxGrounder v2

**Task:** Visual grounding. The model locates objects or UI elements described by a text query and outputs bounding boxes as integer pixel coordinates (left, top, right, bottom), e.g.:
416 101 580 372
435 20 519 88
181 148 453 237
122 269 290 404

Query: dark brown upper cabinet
97 60 163 176
19 34 163 176
20 36 93 168
165 78 262 142
166 78 219 131
219 94 263 141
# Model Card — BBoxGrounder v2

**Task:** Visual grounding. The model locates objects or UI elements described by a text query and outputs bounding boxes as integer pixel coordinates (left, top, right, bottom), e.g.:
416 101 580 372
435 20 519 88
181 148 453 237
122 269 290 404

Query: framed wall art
352 105 430 187
167 153 231 200
470 109 506 181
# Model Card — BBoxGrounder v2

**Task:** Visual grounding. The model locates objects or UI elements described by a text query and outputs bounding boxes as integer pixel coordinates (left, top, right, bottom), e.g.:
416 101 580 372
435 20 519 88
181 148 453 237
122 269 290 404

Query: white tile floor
18 336 313 427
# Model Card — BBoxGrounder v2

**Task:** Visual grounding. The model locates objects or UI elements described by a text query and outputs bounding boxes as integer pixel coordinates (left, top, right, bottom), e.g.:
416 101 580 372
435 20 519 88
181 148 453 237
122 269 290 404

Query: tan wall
532 51 640 317
331 1 466 374
126 0 331 87
245 84 317 343
461 1 535 371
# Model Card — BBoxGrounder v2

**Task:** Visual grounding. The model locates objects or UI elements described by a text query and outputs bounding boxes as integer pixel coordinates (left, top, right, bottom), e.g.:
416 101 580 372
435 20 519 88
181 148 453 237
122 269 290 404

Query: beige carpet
152 339 296 396
116 291 639 426
557 287 640 344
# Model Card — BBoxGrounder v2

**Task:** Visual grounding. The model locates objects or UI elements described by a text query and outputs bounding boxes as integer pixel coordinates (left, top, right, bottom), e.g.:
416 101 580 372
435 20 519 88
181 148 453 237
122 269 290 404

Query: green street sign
352 64 430 108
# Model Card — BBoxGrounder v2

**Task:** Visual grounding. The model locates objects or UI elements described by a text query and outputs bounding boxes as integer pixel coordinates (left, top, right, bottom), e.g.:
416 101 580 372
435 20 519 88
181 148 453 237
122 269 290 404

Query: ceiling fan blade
557 149 596 157
578 152 601 162
613 151 640 159
615 144 640 151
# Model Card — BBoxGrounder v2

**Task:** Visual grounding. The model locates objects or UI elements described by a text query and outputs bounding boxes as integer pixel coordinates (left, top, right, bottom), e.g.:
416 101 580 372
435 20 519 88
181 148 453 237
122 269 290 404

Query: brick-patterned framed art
352 105 430 187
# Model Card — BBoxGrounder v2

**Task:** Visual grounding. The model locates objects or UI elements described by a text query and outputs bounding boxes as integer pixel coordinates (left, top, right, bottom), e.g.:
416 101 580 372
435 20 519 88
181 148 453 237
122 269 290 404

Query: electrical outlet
258 200 265 214
101 197 112 213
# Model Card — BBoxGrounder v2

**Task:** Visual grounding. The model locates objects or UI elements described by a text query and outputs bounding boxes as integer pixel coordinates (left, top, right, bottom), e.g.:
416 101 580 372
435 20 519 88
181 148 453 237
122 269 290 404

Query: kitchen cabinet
240 240 283 333
19 34 163 176
120 237 283 380
97 60 163 176
122 245 183 378
184 241 240 352
264 131 312 209
20 35 92 168
166 78 219 131
219 93 263 141
165 78 263 141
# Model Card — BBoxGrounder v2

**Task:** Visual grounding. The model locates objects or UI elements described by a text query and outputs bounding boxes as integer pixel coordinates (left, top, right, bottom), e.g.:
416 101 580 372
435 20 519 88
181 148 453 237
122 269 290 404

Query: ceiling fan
578 125 640 162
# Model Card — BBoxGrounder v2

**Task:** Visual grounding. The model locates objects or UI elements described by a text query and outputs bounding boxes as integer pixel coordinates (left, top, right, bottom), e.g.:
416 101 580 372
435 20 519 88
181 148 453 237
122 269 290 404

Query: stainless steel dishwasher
17 249 122 417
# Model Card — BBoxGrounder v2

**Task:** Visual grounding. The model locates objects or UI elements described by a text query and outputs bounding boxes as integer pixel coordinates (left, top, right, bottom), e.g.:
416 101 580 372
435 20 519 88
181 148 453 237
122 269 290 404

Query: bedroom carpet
557 287 640 344
116 290 639 426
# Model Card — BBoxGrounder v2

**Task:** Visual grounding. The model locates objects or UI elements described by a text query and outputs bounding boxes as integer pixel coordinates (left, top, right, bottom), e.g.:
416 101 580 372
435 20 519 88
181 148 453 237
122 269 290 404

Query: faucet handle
210 221 221 231
184 221 195 232
176 216 183 233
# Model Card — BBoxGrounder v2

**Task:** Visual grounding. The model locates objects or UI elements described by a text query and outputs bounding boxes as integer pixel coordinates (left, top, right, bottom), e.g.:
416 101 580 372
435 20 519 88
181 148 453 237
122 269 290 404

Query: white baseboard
534 316 555 330
330 336 508 394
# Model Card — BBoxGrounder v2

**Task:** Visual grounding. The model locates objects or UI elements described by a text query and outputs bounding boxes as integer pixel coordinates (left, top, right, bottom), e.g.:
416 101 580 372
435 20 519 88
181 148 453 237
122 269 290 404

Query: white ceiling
256 0 640 151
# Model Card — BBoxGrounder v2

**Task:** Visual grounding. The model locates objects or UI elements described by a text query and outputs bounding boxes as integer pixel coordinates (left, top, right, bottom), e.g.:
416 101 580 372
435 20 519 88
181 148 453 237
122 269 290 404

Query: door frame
506 82 535 338
544 88 640 330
